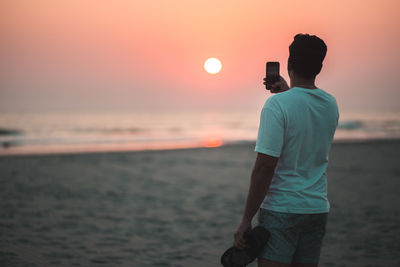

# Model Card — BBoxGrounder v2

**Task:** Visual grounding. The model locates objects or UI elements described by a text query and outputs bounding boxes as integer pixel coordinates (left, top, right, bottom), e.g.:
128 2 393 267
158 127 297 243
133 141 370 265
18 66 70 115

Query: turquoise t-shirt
255 86 339 214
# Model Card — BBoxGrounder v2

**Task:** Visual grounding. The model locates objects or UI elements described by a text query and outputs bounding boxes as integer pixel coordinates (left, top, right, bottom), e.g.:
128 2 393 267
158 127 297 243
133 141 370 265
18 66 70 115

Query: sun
204 58 222 74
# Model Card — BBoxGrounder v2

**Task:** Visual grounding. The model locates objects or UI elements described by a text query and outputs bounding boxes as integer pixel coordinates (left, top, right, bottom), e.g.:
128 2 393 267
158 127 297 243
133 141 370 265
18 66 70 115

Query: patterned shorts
257 208 328 264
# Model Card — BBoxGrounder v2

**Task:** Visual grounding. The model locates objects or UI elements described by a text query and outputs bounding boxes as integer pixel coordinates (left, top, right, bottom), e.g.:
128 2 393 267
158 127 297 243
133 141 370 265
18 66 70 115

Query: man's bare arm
241 152 279 223
234 152 279 249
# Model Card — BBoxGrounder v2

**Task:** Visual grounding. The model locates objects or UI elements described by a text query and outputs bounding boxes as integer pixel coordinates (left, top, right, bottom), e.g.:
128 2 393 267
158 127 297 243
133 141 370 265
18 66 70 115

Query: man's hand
234 220 252 250
263 76 290 94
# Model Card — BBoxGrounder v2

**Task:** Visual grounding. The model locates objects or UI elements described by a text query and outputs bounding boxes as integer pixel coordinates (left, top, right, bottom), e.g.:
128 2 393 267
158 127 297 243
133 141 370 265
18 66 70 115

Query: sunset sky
1 0 399 113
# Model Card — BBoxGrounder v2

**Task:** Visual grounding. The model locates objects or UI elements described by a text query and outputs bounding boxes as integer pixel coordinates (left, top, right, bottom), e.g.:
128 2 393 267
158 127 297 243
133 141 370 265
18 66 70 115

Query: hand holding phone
263 76 289 94
264 61 289 93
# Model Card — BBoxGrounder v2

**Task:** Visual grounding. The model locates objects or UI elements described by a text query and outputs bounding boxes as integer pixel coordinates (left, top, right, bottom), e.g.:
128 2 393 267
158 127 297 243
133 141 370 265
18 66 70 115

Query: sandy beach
0 139 399 266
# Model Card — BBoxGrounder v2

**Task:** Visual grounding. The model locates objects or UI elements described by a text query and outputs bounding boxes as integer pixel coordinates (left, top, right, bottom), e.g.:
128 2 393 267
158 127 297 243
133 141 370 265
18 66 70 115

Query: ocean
0 110 399 155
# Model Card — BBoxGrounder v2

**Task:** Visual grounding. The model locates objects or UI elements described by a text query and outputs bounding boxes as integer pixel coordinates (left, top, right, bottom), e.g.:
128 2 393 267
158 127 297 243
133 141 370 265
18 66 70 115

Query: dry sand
0 139 399 266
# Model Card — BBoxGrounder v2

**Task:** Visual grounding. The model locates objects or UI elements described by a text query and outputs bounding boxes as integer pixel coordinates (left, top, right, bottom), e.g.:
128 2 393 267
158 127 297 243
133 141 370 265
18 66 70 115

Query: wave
73 127 147 135
0 128 23 136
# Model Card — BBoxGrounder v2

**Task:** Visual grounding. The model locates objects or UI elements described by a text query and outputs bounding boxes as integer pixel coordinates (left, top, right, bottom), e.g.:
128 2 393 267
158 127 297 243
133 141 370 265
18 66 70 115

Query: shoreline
1 137 400 158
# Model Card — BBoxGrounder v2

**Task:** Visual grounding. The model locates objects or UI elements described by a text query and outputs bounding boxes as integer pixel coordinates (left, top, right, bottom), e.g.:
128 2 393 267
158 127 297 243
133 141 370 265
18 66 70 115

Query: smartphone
265 62 280 90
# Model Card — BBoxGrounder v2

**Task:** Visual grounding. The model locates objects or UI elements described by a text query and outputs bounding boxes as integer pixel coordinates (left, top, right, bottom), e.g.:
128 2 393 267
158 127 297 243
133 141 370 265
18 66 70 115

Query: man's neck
290 77 317 89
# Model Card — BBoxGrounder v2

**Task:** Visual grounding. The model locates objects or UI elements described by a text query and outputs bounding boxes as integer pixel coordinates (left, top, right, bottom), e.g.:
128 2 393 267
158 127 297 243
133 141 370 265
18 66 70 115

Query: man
233 34 339 267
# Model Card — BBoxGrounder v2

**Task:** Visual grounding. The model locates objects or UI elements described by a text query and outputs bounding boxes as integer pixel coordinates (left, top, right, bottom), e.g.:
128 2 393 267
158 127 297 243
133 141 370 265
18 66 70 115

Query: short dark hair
288 34 327 78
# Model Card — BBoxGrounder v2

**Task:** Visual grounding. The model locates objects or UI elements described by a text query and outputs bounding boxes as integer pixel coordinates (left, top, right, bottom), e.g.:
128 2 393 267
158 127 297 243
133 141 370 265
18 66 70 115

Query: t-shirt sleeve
254 102 284 157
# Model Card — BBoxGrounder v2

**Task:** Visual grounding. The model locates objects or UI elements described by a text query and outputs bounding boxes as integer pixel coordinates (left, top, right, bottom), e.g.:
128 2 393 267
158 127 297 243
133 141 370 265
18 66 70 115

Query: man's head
288 34 327 79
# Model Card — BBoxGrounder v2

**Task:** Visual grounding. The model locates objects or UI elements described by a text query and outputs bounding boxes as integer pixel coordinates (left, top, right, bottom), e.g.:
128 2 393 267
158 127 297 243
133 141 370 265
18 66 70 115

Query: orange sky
1 0 399 112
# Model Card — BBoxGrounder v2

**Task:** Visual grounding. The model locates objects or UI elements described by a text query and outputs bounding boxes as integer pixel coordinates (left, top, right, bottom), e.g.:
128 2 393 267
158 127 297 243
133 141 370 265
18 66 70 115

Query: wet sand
0 139 399 266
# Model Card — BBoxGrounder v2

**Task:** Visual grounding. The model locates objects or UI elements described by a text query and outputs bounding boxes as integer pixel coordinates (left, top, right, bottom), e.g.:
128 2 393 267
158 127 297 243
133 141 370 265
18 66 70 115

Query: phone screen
265 62 280 90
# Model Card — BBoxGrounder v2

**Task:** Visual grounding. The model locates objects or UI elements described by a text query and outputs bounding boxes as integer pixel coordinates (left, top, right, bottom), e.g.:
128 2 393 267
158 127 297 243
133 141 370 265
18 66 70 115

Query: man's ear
287 60 293 78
